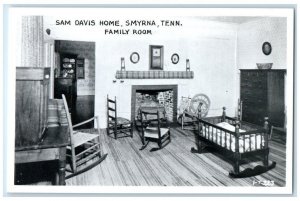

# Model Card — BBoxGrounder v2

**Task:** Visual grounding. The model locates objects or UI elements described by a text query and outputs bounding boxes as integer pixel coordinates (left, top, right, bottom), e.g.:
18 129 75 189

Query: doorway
54 40 96 128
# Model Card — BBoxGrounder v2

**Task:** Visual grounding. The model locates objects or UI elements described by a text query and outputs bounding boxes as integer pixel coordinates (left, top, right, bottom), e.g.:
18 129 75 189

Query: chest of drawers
240 69 285 127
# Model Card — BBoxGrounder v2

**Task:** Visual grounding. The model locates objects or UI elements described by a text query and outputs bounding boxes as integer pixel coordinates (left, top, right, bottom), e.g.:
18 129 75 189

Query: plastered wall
22 16 289 128
237 17 287 70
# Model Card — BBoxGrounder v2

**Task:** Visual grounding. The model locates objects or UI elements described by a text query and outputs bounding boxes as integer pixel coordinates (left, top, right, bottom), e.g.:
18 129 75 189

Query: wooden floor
65 127 286 186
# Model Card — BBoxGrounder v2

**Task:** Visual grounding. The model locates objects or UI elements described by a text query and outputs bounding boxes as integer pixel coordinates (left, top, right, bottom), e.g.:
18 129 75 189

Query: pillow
47 99 59 127
216 122 245 133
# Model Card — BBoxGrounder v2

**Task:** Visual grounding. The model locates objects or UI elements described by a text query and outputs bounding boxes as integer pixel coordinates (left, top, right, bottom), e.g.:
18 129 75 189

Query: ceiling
199 16 264 24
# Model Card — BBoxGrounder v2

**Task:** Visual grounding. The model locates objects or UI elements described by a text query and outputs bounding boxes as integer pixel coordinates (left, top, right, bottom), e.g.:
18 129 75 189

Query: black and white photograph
2 2 297 197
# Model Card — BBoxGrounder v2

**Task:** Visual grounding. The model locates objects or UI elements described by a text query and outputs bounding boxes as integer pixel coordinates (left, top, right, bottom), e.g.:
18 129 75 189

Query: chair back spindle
62 95 74 144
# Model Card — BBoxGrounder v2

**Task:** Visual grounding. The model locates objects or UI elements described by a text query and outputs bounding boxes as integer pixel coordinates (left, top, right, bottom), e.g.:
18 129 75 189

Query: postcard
3 3 295 196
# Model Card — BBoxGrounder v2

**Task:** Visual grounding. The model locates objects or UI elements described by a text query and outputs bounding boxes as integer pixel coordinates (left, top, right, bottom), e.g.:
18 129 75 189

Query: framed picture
130 52 140 64
76 58 85 79
77 67 84 79
262 41 272 55
149 45 164 70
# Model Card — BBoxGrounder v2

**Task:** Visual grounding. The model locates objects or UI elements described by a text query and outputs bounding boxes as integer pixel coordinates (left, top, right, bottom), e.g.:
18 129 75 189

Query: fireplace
131 85 178 122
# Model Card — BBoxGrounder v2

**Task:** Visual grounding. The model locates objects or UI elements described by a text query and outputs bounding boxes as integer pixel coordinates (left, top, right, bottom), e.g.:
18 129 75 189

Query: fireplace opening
131 85 178 122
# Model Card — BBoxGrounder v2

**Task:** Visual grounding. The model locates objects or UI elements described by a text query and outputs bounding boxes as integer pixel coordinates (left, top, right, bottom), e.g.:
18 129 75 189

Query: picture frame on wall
149 45 164 70
262 41 272 55
171 53 180 64
77 67 84 79
130 52 140 64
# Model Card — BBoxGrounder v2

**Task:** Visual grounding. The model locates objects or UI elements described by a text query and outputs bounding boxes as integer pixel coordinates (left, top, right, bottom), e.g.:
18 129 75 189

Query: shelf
115 70 194 79
61 58 76 78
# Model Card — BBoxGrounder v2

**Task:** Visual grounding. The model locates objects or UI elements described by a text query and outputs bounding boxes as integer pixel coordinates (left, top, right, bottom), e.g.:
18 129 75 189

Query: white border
3 4 295 196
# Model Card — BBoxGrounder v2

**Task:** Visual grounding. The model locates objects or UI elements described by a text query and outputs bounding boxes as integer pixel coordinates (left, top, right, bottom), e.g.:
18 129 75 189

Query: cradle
191 106 276 178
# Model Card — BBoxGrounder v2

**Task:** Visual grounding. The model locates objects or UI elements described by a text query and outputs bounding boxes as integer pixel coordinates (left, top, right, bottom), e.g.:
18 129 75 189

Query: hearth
131 85 178 122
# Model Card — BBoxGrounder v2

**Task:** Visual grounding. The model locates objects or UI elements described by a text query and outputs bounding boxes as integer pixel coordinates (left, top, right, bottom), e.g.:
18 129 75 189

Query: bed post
229 116 276 178
263 117 270 167
238 99 242 121
191 103 203 154
221 107 226 122
197 102 203 119
233 119 241 175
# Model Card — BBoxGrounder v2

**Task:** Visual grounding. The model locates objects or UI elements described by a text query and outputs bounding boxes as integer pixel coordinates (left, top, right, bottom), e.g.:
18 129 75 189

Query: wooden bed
191 105 276 178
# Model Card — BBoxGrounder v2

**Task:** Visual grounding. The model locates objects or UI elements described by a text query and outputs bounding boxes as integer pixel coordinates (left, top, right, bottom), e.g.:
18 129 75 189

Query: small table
15 126 69 185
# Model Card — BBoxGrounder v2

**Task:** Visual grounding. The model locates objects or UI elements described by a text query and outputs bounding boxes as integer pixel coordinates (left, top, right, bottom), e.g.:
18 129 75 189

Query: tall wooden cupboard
240 69 286 127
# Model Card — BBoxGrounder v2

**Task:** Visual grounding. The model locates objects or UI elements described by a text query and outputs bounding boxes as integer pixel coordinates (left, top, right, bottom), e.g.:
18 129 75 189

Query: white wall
236 17 287 122
95 19 239 127
13 14 290 129
237 17 287 70
44 17 239 128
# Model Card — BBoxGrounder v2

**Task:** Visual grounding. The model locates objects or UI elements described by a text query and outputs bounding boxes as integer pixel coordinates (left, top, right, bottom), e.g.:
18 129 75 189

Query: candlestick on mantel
121 57 125 71
186 59 190 71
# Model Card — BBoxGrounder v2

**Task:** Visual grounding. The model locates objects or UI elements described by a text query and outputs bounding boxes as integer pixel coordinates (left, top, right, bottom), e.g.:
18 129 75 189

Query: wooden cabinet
240 69 285 127
15 67 50 147
15 68 69 185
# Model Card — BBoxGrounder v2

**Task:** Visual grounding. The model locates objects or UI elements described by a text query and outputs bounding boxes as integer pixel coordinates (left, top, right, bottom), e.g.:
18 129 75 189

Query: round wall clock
171 53 179 64
262 42 272 55
130 52 140 64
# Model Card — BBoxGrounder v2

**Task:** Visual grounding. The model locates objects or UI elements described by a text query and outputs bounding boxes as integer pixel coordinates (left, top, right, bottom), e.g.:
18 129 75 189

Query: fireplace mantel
116 70 194 79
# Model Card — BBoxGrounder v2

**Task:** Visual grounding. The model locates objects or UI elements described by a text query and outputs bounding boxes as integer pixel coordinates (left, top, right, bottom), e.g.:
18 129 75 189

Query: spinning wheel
189 94 210 117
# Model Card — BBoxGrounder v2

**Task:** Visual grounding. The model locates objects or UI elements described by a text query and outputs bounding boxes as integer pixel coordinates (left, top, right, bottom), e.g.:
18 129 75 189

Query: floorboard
64 126 286 187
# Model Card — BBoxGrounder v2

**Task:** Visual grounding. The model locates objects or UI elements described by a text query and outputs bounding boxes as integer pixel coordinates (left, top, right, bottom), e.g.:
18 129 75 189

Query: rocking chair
139 107 171 152
62 94 107 178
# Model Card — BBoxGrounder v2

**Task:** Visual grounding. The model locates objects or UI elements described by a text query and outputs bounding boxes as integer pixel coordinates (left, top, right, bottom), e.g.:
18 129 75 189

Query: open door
53 40 96 129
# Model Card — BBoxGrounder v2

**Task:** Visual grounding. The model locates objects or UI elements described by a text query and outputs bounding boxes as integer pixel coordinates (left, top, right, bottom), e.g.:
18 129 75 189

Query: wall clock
149 45 164 70
171 53 179 64
262 42 272 55
130 52 140 64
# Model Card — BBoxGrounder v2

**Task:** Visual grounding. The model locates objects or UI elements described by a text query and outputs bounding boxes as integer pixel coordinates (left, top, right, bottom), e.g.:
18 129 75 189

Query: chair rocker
139 108 171 152
107 95 133 139
62 94 107 178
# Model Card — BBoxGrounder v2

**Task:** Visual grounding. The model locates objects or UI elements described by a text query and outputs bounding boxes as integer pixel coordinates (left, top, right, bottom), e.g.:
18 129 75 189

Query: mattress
201 122 265 153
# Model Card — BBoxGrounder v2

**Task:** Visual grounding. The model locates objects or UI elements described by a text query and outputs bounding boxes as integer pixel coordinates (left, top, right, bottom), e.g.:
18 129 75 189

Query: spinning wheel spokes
189 94 210 117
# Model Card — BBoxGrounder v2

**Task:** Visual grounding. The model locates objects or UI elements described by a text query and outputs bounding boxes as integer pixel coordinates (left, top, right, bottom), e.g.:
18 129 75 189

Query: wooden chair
107 95 133 139
179 94 210 130
139 108 171 152
62 94 107 177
